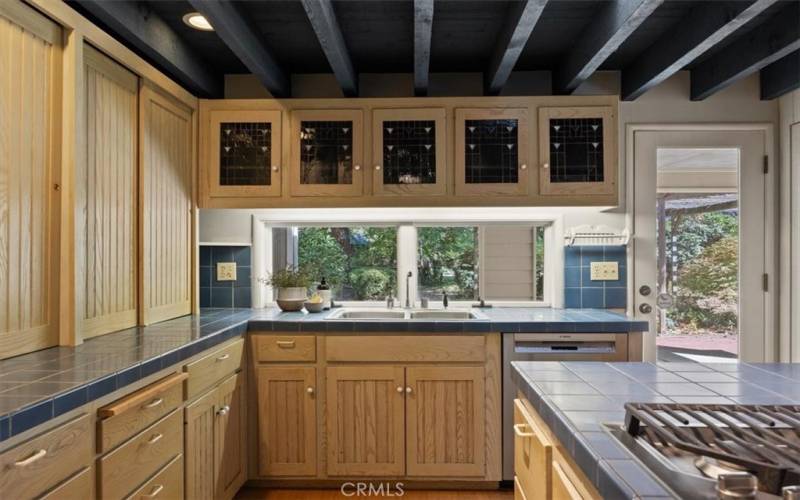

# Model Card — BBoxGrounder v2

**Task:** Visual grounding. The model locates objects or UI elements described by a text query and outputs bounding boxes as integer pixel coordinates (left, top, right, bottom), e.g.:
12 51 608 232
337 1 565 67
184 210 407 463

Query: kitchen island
512 360 800 499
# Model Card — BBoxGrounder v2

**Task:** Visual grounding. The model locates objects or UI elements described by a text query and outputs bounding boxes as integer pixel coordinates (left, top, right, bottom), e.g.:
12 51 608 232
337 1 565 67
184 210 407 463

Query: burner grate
625 402 800 494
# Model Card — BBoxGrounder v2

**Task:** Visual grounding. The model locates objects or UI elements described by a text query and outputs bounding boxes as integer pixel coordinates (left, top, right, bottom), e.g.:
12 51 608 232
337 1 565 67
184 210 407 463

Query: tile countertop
0 307 645 443
511 360 800 499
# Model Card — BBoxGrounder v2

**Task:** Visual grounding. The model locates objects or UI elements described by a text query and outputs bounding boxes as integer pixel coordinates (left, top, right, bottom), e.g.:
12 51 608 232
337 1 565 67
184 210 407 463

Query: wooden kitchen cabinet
538 106 616 196
325 365 406 476
185 372 246 500
290 109 364 197
207 109 282 198
455 108 529 197
406 366 485 477
256 366 317 476
372 108 447 196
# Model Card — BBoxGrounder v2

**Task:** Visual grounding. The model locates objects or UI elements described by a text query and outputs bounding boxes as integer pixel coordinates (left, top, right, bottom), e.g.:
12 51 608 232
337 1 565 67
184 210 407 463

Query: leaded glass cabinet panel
372 108 447 196
290 109 363 197
455 108 529 196
208 109 282 198
538 106 615 196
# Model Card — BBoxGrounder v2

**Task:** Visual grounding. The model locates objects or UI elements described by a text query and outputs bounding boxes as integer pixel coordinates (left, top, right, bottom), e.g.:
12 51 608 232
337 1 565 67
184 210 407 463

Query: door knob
639 303 653 314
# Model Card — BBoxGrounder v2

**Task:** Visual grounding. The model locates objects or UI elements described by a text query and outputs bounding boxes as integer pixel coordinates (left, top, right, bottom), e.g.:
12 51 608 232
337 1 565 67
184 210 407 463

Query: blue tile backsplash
564 245 627 309
200 245 252 308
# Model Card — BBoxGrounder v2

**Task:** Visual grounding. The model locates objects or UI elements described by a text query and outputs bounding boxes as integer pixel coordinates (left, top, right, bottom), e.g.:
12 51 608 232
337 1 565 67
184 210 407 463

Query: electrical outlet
590 262 619 281
217 262 237 281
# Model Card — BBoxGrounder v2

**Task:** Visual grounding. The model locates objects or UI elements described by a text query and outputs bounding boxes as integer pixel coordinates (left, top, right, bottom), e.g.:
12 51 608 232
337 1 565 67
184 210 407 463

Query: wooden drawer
514 399 551 500
184 339 244 400
252 334 316 362
98 372 187 453
40 466 93 500
552 458 584 500
325 335 485 362
0 414 92 499
99 410 182 500
514 476 529 500
125 454 183 500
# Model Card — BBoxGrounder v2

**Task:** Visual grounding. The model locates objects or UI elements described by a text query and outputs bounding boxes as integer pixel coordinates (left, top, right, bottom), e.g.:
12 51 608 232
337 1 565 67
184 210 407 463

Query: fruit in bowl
304 293 325 313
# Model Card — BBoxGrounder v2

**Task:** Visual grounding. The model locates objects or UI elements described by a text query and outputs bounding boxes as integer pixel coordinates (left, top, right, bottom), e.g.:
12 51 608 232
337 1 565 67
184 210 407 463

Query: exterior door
633 128 769 362
405 366 485 477
256 366 317 477
215 373 246 500
326 365 405 476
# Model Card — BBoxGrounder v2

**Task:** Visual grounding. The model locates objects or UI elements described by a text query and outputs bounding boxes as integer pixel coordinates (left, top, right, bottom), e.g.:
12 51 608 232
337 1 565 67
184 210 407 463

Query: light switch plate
217 262 237 281
590 262 619 281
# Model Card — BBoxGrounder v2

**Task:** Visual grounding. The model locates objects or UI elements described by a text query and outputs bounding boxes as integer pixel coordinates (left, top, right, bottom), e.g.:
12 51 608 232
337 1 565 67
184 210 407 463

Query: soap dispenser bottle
317 277 332 310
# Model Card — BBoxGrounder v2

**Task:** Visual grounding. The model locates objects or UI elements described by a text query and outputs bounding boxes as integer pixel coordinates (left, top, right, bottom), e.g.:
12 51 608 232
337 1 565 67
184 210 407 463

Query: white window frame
252 207 566 309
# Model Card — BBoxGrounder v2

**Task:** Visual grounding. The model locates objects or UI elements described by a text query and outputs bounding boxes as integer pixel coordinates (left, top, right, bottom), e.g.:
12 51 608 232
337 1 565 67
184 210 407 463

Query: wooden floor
236 487 514 500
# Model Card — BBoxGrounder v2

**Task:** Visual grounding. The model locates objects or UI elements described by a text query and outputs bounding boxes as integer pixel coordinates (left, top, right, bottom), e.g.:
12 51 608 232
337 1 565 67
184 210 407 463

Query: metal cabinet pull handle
513 423 535 439
276 340 295 348
14 449 46 467
147 433 163 445
217 405 230 416
142 398 163 409
142 484 164 498
216 353 230 361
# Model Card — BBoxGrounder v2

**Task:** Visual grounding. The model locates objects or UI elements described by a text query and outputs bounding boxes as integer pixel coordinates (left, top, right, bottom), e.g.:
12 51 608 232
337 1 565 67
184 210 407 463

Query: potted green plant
261 267 312 311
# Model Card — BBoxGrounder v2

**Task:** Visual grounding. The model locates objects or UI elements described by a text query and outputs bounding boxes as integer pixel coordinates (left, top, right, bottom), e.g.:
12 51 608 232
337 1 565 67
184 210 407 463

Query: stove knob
639 303 652 314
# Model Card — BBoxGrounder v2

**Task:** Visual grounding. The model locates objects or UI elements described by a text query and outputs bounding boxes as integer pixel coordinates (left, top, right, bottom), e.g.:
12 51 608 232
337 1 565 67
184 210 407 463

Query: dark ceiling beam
760 50 800 100
621 0 780 101
300 0 358 97
414 0 434 96
554 0 663 94
187 0 289 97
691 3 800 101
485 0 549 95
70 0 221 97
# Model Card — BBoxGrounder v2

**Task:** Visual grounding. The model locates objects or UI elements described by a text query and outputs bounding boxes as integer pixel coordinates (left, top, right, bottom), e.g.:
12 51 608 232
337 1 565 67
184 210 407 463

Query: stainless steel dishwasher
502 332 625 481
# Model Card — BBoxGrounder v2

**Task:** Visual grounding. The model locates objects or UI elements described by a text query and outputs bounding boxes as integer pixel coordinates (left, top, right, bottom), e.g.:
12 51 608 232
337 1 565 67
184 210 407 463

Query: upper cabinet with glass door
290 109 363 197
372 108 447 196
455 108 529 196
538 106 616 196
208 110 282 198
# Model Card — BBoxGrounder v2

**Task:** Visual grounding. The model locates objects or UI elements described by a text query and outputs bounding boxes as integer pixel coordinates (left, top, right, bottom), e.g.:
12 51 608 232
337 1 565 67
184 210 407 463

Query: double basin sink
325 308 488 321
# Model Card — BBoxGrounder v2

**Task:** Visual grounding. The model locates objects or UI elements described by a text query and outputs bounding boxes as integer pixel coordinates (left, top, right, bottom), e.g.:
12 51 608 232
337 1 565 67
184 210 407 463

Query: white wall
779 89 800 361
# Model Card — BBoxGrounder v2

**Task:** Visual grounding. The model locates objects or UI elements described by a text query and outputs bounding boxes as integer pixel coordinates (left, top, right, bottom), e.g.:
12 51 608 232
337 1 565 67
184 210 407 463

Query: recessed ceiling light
183 12 213 31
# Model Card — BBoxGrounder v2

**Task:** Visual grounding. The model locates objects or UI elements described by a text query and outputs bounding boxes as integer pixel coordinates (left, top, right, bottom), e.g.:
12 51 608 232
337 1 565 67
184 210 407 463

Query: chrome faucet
405 271 412 309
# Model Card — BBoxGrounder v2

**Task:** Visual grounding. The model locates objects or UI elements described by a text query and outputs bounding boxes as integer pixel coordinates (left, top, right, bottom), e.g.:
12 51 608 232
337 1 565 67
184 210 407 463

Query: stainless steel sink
409 310 477 320
327 309 406 320
325 308 487 321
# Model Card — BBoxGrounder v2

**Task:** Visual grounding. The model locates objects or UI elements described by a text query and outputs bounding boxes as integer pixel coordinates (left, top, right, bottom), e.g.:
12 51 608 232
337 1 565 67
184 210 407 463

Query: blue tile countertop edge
511 360 800 499
0 307 645 443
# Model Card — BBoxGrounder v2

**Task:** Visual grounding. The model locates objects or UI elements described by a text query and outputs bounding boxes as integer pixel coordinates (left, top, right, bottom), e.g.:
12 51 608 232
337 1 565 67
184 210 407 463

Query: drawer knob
147 433 163 445
276 340 295 348
142 397 163 410
375 165 381 170
396 386 404 393
405 386 413 394
542 163 549 169
13 448 46 467
520 164 528 170
307 386 315 395
354 165 361 171
142 484 164 498
272 165 279 172
216 353 230 362
217 405 230 416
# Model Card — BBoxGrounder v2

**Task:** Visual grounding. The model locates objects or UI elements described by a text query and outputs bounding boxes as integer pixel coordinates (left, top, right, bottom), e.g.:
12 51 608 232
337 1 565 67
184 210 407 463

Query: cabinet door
80 44 138 339
208 110 282 198
184 388 217 500
326 366 405 476
0 1 61 358
139 85 193 325
405 366 485 477
538 106 615 196
256 366 317 477
215 373 246 500
455 108 529 197
514 399 551 500
372 108 446 196
290 109 363 197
